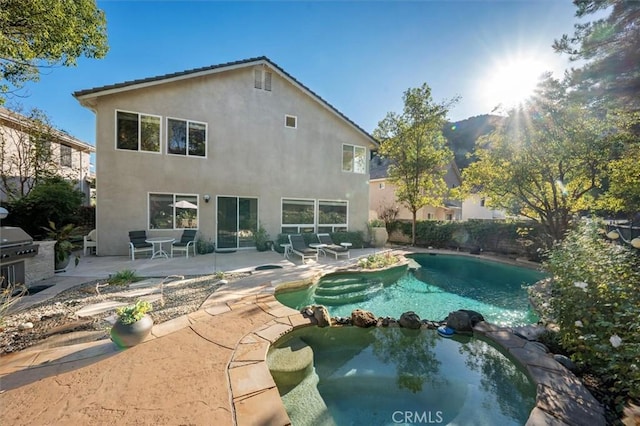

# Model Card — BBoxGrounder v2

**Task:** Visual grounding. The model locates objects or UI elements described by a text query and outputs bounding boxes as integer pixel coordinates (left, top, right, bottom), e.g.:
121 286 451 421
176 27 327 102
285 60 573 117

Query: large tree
0 0 108 101
374 83 457 246
554 0 640 110
459 78 627 244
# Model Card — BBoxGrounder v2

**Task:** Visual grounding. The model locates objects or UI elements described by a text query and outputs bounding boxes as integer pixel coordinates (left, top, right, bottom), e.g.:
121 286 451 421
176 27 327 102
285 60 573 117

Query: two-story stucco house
0 106 94 202
369 155 462 222
74 57 378 255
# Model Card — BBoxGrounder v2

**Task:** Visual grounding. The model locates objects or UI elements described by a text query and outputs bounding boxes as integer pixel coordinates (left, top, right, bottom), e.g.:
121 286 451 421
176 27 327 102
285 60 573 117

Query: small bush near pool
544 220 640 420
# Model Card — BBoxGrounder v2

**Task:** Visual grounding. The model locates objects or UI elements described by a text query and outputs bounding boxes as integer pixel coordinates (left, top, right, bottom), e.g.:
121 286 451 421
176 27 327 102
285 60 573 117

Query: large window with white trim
342 144 366 173
318 200 348 233
149 193 199 229
281 199 315 234
116 110 161 152
281 199 349 233
167 118 207 157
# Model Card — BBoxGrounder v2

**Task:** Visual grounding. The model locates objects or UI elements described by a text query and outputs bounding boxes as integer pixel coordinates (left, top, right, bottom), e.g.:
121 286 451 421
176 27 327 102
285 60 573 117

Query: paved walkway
0 248 606 425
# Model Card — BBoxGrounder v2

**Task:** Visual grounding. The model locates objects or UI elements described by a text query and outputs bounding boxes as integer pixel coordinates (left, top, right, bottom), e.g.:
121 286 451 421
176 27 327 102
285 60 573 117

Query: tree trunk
412 210 417 246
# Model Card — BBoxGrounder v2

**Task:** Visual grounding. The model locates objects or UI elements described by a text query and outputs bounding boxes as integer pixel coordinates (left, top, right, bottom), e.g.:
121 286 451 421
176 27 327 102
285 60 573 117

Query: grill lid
1 227 34 247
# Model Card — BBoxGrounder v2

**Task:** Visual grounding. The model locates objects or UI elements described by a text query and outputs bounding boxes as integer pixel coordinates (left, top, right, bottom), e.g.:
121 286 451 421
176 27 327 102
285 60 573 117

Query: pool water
270 326 537 425
276 254 545 326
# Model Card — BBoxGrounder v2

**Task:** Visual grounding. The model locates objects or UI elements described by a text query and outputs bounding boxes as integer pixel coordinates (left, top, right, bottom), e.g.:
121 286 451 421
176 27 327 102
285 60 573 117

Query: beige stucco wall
88 66 374 255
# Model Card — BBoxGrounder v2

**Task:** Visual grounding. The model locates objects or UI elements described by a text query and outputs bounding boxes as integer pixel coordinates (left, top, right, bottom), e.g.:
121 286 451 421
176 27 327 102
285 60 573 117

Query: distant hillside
443 114 503 169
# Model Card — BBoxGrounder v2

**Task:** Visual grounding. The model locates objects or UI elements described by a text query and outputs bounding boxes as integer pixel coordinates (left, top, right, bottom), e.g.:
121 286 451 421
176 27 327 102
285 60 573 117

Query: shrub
108 269 140 286
115 300 152 325
3 177 85 239
357 252 400 269
543 220 640 416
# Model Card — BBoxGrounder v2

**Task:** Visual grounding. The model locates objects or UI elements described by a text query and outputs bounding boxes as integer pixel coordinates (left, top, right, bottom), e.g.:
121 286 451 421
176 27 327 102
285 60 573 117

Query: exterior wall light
203 194 211 203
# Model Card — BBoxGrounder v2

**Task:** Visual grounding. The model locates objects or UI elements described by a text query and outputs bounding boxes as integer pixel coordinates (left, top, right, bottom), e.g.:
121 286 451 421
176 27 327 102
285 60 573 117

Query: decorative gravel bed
0 273 249 354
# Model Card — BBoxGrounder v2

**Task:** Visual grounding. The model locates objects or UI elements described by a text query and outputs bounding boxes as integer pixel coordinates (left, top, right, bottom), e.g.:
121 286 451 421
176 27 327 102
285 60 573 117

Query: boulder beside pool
445 310 485 332
399 311 422 329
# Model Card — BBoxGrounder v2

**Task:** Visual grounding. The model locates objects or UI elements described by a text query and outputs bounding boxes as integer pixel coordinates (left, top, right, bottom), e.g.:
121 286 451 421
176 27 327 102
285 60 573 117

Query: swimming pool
269 326 537 425
276 253 545 326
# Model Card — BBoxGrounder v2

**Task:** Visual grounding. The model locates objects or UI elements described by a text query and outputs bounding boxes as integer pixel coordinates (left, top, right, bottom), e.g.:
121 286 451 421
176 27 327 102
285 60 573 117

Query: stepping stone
76 301 129 318
109 287 160 298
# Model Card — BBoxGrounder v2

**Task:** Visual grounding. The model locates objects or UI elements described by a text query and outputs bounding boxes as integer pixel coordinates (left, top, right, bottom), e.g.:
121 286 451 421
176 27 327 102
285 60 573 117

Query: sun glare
480 56 547 112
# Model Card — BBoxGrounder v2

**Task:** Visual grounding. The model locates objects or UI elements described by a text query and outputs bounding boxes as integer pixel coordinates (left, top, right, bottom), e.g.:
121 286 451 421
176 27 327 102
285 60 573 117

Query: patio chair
288 234 318 263
171 229 197 258
128 230 153 260
83 229 97 255
317 233 350 259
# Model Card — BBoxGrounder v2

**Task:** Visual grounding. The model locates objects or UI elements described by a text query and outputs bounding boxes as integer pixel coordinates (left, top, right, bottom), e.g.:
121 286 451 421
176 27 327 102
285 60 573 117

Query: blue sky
8 1 580 147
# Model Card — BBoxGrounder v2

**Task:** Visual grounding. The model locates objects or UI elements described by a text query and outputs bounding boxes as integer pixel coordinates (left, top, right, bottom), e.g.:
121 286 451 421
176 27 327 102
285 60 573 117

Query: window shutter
264 71 272 91
254 69 262 89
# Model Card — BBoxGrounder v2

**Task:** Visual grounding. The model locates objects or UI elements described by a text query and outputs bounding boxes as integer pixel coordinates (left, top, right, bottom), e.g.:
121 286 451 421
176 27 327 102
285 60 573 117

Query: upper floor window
167 118 206 157
116 111 161 152
254 68 272 91
480 198 486 207
285 115 297 128
342 144 366 174
60 144 72 167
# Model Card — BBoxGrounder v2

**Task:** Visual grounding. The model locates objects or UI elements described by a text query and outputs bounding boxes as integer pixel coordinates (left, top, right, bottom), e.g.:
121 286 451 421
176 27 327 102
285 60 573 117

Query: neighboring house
0 106 94 201
461 193 507 220
74 56 378 256
369 155 462 222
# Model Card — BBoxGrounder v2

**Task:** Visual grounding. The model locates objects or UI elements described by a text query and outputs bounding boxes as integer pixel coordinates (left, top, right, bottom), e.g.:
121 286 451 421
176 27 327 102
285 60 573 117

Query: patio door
216 196 258 249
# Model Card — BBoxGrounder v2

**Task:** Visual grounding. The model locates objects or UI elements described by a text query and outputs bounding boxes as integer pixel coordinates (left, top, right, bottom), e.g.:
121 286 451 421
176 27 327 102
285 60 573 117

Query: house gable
74 56 378 150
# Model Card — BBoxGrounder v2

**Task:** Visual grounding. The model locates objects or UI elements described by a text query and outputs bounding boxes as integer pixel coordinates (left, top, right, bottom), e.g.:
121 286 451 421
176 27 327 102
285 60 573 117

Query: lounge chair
128 230 153 260
83 229 97 255
288 234 318 263
317 233 350 259
171 229 197 258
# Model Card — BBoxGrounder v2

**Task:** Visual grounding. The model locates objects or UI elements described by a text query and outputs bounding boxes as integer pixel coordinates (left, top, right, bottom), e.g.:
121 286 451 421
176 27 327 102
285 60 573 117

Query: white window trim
284 115 297 129
114 109 162 154
281 197 316 233
147 192 200 230
342 143 367 174
317 199 349 231
254 68 272 91
166 116 208 158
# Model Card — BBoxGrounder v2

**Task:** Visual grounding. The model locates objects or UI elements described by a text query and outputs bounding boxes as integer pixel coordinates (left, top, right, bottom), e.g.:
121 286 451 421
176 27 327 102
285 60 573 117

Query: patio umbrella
171 200 198 209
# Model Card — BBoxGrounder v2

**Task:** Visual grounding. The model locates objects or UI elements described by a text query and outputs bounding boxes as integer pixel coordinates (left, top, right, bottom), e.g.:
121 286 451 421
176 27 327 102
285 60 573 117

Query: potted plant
42 221 78 271
110 300 154 348
196 235 215 254
367 219 388 248
254 223 271 252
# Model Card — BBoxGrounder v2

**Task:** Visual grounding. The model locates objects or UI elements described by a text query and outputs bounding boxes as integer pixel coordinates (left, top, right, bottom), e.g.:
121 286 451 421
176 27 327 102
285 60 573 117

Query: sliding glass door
217 196 258 249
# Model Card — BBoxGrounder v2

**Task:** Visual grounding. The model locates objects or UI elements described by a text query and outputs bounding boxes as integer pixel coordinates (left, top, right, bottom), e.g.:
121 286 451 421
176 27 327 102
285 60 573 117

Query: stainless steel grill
1 226 39 287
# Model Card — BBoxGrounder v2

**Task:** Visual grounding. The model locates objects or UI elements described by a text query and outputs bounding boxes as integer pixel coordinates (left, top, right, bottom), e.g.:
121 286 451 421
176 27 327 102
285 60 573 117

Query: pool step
313 283 383 306
314 281 371 296
316 276 368 288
